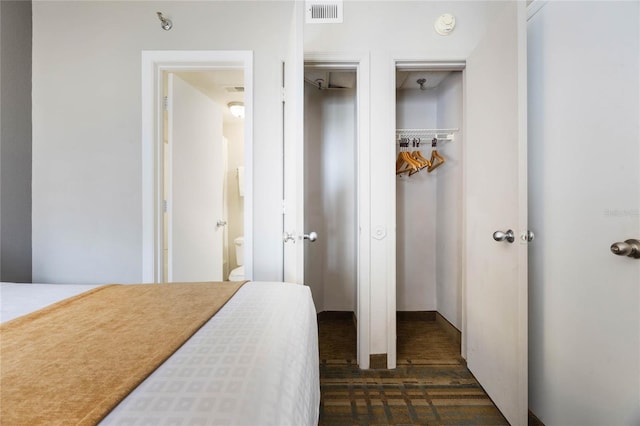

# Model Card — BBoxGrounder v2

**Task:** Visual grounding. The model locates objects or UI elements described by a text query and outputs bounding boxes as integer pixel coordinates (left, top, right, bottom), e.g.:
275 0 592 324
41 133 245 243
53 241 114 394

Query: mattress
0 281 320 425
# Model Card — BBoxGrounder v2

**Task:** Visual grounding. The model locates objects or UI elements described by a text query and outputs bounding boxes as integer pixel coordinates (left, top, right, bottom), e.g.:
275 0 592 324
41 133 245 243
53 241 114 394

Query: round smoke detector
434 13 456 36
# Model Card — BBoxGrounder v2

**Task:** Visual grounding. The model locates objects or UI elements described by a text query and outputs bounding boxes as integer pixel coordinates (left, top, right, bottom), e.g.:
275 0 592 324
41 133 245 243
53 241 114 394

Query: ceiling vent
306 0 343 24
224 86 244 93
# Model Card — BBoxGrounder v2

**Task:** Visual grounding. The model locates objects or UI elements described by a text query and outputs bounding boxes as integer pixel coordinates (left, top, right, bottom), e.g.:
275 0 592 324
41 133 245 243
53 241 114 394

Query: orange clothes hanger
427 149 445 172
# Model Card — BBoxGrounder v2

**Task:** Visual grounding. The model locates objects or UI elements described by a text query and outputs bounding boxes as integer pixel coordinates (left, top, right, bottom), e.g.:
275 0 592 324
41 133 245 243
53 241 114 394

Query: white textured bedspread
0 281 320 426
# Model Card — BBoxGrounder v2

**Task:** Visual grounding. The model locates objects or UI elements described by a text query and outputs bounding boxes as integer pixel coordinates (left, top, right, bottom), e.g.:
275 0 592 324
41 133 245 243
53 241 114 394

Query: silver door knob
521 230 535 242
610 239 640 259
304 231 318 242
216 220 227 228
493 229 515 243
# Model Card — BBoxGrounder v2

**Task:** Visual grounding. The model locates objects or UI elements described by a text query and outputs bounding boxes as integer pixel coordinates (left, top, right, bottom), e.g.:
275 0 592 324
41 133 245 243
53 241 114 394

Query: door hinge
281 87 286 103
282 199 286 215
163 96 169 111
163 200 168 212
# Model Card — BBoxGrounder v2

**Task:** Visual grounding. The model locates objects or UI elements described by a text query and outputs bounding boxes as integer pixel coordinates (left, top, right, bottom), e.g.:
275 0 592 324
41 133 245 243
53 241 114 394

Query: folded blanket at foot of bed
0 281 246 426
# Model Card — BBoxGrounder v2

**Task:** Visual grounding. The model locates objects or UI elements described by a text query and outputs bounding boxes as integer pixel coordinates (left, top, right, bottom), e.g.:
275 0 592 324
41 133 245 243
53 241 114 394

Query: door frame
305 52 371 368
141 50 254 283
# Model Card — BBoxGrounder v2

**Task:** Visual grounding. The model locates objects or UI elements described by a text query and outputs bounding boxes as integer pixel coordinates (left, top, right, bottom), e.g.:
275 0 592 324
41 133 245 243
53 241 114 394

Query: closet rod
396 128 458 143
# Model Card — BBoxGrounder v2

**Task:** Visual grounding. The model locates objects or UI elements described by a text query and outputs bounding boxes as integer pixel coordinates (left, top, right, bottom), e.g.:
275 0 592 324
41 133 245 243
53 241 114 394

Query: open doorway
141 50 253 284
162 70 245 282
301 56 372 367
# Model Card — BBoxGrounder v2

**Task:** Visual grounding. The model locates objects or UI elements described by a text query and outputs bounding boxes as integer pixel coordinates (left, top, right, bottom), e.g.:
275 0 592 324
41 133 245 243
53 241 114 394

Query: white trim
141 50 254 283
304 51 371 369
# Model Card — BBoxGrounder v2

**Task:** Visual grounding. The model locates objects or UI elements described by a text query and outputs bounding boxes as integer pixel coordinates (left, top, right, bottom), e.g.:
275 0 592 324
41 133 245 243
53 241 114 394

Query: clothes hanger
396 141 410 175
427 150 445 172
397 151 420 175
396 140 414 175
411 141 431 170
427 138 446 173
403 151 423 176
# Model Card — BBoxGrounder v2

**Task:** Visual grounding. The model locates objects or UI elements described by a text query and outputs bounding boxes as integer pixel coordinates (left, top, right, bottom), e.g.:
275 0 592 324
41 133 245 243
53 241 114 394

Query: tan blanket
0 281 247 426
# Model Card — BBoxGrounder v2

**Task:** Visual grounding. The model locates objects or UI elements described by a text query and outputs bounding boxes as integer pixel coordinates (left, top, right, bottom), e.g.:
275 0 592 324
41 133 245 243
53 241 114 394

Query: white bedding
0 281 320 426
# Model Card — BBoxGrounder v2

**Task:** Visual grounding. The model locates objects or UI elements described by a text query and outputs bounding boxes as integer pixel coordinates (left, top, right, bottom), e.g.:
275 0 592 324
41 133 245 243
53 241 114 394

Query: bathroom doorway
162 70 246 282
141 50 253 284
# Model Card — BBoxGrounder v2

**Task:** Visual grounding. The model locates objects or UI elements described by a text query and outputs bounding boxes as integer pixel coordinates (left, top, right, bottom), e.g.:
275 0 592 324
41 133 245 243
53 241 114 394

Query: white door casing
303 52 372 369
283 2 305 284
167 73 224 282
141 50 253 283
464 2 528 426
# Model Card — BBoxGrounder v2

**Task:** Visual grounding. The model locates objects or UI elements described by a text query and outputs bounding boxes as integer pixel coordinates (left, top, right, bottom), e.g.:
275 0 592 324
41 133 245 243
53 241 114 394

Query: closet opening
304 63 359 363
395 63 465 363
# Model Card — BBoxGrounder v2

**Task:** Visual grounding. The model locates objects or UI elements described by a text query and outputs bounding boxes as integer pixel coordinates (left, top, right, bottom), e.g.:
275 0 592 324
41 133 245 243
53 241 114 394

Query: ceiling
304 70 357 90
173 70 245 124
395 71 452 89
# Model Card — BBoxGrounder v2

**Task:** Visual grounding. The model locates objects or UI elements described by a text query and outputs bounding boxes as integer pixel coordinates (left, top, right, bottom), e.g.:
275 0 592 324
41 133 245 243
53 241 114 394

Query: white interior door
527 2 640 424
283 2 305 284
167 73 225 282
464 2 528 425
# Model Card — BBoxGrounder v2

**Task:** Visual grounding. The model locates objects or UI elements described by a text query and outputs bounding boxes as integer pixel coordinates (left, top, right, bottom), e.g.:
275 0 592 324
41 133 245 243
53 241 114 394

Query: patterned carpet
318 315 510 425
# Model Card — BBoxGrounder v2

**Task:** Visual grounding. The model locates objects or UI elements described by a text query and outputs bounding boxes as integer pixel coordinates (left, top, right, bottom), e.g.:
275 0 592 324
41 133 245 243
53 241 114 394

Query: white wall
435 72 463 328
0 1 32 282
304 83 357 313
528 2 640 424
306 0 490 354
32 1 291 283
396 89 437 311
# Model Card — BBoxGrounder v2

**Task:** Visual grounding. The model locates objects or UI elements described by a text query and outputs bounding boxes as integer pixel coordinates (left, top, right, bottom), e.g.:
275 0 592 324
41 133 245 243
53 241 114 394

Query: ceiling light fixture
228 102 245 119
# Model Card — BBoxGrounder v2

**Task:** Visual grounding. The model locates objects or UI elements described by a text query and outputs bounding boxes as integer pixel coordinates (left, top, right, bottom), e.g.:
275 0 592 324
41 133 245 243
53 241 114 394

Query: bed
0 281 320 425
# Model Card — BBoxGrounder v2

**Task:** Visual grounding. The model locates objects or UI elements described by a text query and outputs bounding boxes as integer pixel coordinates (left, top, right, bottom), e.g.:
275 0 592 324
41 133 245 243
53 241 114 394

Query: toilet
228 236 244 281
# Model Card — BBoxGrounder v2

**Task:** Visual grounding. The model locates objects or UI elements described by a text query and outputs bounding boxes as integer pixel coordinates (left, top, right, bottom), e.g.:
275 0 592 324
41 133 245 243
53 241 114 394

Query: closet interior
303 66 358 320
395 67 464 353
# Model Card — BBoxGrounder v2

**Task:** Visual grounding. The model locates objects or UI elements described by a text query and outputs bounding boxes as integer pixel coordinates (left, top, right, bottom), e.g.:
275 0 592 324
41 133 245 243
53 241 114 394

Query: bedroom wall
305 1 490 354
0 1 32 283
31 1 291 283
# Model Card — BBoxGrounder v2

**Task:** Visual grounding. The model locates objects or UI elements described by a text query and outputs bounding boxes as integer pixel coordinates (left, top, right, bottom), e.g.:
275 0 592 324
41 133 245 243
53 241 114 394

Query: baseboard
317 311 357 328
317 311 353 321
396 311 437 321
528 410 545 426
435 312 461 347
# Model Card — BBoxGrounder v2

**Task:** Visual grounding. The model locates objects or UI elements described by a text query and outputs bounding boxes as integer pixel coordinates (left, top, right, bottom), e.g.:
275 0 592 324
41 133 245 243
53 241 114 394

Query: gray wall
32 2 290 284
0 1 32 282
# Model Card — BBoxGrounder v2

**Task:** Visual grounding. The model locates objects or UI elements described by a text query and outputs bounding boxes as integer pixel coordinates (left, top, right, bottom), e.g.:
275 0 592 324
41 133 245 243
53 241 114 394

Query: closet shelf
396 128 458 143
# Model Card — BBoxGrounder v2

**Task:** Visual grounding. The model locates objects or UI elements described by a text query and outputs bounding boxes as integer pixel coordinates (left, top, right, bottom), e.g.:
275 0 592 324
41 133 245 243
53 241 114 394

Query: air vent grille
224 86 245 93
306 0 343 24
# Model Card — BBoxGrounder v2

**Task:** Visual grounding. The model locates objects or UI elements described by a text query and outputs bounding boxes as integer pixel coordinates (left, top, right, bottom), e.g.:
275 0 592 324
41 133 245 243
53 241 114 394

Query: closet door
283 1 305 283
464 2 528 426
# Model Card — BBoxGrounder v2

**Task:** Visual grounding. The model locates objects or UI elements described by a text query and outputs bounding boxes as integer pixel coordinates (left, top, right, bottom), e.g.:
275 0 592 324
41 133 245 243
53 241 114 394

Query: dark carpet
318 316 510 425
